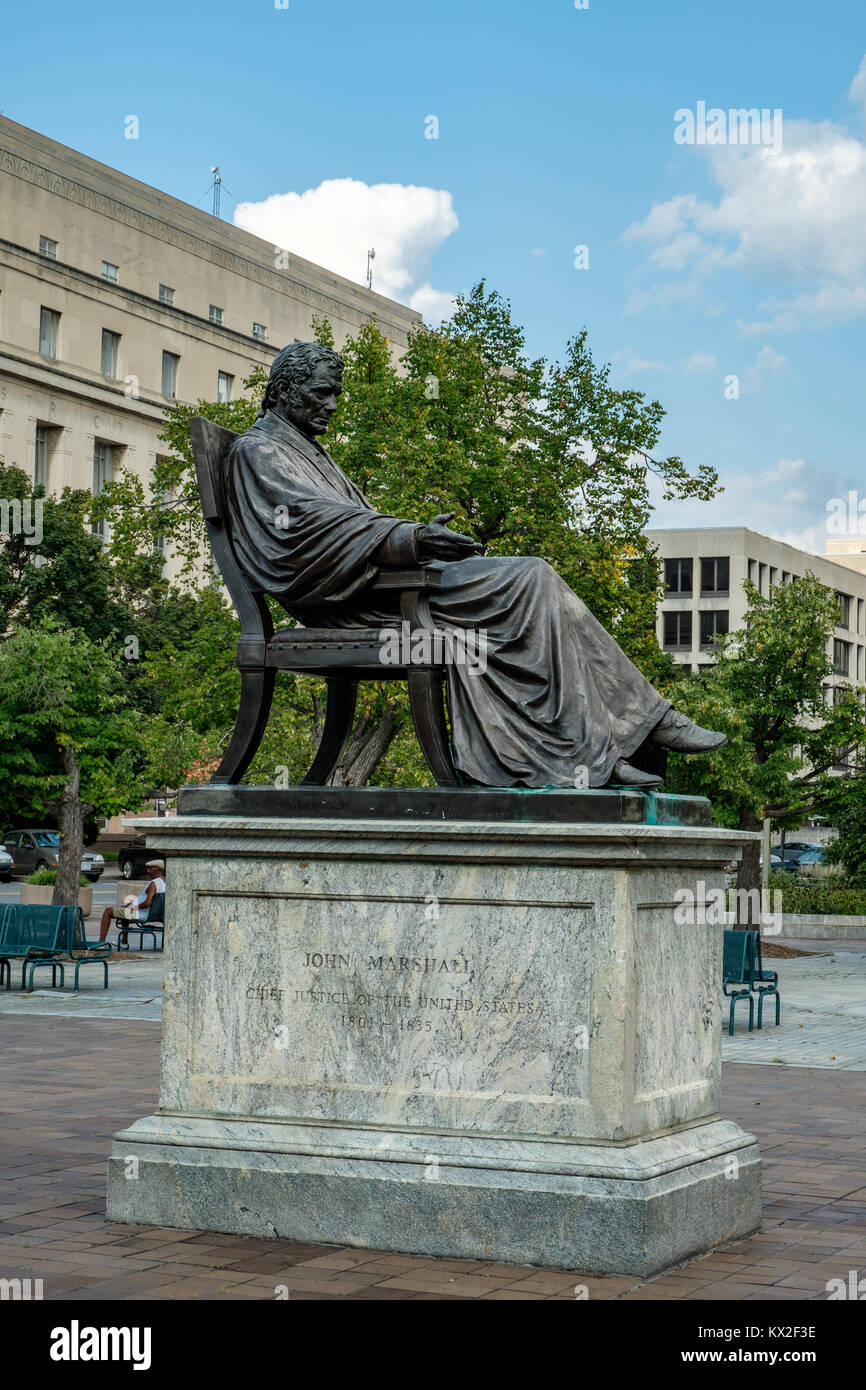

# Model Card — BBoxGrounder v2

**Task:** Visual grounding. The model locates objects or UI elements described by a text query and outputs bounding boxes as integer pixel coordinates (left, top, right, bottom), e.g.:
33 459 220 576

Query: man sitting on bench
98 860 165 945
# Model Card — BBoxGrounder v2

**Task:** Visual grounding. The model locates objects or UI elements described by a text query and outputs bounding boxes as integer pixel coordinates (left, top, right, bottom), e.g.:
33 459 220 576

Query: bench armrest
367 562 446 592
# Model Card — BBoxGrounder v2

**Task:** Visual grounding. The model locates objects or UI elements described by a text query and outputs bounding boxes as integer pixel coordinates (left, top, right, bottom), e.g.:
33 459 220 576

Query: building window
209 305 223 327
34 423 55 490
101 261 119 284
252 322 267 343
835 591 852 629
758 562 767 593
700 610 729 647
152 481 171 555
217 371 234 403
158 284 175 307
833 639 851 676
39 307 60 359
663 611 692 649
781 570 789 584
38 235 57 259
769 566 778 591
747 558 756 584
700 556 730 595
664 558 692 595
92 442 114 537
858 598 865 635
161 351 179 400
101 329 120 380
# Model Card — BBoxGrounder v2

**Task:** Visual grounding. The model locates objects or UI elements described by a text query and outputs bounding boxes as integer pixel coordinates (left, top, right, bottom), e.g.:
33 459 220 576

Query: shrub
25 868 91 888
765 870 866 917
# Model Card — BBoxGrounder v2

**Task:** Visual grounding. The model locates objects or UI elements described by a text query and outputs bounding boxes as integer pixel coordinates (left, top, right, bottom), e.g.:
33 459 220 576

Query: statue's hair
259 341 344 417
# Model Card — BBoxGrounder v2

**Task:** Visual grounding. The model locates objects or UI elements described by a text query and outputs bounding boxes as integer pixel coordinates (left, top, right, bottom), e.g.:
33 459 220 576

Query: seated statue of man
224 341 725 789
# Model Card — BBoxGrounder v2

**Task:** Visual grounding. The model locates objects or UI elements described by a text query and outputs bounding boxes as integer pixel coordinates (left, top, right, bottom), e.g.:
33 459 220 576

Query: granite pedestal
107 798 761 1275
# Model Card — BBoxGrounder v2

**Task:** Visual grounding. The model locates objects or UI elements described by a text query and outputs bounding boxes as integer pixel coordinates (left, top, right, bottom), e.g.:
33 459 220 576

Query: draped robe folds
224 411 670 788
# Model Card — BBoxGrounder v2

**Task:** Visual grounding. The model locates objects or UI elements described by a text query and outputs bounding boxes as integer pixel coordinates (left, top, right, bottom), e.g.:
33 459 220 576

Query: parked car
0 830 105 882
770 851 802 873
783 841 822 854
0 847 13 882
118 835 164 880
795 848 842 880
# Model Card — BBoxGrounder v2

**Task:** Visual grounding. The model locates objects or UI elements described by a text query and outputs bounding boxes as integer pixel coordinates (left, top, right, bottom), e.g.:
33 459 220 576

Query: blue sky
3 0 866 551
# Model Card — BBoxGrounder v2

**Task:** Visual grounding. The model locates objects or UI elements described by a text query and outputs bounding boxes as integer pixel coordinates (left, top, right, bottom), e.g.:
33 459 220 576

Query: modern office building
645 526 866 699
0 116 420 567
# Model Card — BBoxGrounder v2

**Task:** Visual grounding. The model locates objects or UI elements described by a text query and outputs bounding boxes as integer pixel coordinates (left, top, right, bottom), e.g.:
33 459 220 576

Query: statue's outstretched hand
417 512 483 562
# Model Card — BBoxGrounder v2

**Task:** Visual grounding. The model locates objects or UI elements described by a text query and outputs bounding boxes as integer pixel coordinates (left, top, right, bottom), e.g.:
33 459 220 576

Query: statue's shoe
610 759 664 788
650 708 727 752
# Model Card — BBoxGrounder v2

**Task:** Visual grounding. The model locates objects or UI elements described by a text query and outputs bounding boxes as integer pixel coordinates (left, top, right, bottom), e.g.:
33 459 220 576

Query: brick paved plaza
1 1012 865 1301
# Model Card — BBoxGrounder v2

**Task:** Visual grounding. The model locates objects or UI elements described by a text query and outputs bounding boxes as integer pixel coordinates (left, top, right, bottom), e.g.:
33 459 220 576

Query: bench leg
758 988 780 1028
407 670 459 786
302 680 358 785
74 958 109 991
211 668 276 786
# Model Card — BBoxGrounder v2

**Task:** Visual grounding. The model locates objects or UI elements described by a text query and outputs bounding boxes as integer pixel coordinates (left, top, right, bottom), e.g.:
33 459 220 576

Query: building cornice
0 141 417 347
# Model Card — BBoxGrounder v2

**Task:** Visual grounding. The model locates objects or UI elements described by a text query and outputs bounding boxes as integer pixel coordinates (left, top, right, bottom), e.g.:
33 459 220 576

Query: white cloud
746 344 787 390
625 60 866 331
612 347 668 374
408 284 458 325
682 351 718 373
234 176 458 314
850 55 866 113
648 453 853 557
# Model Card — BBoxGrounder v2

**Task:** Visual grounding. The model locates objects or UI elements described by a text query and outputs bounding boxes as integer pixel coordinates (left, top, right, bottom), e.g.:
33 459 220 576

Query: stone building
0 115 419 566
646 524 866 703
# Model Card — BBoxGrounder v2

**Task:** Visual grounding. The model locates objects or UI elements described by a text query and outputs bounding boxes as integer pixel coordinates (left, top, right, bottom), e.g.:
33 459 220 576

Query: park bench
0 904 112 991
66 905 112 989
749 930 781 1029
722 928 754 1035
722 929 782 1034
116 891 164 952
0 904 71 991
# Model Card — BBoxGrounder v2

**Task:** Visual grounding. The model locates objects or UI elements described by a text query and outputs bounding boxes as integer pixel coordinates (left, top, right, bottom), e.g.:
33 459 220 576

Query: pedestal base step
107 1115 761 1277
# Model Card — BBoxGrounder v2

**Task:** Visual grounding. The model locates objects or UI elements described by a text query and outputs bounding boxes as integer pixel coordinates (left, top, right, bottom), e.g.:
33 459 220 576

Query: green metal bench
749 931 780 1029
66 905 113 990
722 929 754 1035
0 905 11 989
0 904 71 991
115 891 164 952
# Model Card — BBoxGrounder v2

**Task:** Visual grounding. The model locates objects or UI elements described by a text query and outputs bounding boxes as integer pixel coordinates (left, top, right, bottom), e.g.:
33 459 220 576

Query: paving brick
2 1018 866 1301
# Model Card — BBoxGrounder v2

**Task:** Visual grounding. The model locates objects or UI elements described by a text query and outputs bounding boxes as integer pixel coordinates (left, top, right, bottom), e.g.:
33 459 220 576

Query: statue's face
279 362 343 437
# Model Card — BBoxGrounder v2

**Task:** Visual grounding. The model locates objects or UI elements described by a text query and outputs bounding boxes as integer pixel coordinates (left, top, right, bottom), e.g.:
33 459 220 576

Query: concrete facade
646 526 866 696
0 116 420 568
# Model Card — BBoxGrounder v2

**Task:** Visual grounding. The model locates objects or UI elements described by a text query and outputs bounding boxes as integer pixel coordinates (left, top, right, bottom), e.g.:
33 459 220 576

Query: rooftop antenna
210 166 222 219
366 246 375 289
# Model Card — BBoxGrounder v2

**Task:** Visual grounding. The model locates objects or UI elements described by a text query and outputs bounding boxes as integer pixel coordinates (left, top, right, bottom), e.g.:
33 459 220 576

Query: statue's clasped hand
417 512 483 562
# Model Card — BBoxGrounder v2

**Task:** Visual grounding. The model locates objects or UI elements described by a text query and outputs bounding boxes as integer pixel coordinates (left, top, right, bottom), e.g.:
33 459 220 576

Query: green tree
0 624 148 903
663 576 866 897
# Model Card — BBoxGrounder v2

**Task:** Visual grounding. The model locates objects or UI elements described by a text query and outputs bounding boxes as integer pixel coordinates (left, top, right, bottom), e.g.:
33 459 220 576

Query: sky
2 0 865 553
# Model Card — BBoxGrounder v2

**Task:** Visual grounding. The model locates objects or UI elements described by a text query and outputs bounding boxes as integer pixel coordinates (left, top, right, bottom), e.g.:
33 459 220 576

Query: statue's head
261 341 344 438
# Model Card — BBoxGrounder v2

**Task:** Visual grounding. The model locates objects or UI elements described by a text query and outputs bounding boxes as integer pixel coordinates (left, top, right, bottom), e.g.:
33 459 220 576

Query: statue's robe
224 410 670 788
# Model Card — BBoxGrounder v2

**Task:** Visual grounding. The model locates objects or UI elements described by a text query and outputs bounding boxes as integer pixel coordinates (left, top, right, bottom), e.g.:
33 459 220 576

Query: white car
0 848 13 882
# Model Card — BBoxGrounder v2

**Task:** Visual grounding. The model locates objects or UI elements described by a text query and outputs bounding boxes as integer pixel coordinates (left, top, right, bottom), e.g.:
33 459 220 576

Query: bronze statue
219 342 725 790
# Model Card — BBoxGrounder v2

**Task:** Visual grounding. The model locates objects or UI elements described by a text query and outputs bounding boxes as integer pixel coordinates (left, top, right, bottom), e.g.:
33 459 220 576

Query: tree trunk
736 807 761 926
333 709 397 787
51 745 88 906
